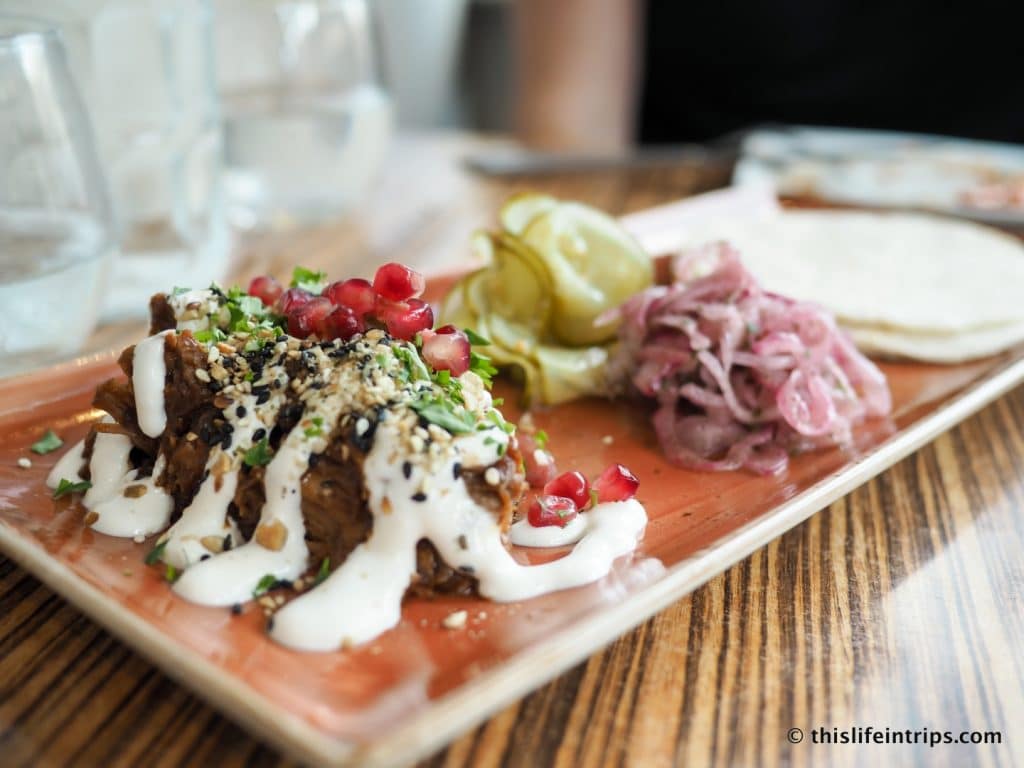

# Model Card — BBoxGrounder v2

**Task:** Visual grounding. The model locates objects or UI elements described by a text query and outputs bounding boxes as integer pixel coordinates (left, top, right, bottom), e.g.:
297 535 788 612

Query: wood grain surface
3 135 1022 768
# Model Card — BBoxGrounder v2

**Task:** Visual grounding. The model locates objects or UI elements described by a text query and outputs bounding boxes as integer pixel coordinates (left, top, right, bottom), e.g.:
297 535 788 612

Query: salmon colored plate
2 275 1024 767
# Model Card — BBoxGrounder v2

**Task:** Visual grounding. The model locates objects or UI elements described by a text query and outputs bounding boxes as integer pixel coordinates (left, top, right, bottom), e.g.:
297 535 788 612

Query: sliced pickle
521 202 652 346
499 192 558 236
534 344 609 404
473 232 553 338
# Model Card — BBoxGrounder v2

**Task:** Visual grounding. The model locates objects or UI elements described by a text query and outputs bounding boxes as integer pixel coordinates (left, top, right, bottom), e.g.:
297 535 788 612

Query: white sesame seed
194 368 211 383
442 610 468 630
16 457 31 469
484 467 501 486
355 417 370 436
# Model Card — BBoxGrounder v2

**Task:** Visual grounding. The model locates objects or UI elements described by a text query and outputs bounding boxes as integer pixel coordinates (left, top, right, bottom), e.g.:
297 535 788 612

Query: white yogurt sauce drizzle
47 323 650 651
46 417 173 538
509 514 589 548
133 330 173 438
270 424 647 651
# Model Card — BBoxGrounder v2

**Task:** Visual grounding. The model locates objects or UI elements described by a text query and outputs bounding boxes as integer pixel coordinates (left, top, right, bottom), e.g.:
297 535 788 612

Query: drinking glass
4 0 228 319
0 20 113 377
215 0 394 229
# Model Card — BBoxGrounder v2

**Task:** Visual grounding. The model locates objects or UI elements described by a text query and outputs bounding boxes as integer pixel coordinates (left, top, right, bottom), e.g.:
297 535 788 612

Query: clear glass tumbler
5 0 228 319
0 20 114 377
216 0 394 229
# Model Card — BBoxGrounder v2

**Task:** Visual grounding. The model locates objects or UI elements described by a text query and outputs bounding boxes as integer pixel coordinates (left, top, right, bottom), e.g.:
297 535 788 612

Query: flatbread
670 210 1024 335
846 321 1024 363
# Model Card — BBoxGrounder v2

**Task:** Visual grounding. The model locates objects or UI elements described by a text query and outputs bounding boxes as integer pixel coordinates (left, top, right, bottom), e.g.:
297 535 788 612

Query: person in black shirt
514 0 1024 150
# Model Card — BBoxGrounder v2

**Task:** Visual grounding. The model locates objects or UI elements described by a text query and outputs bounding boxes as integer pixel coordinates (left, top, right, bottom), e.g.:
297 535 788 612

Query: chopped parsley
52 478 91 499
252 573 278 598
393 343 431 383
464 328 491 346
31 430 63 455
486 409 515 435
304 416 325 438
313 557 331 587
290 266 326 294
533 429 549 449
243 438 274 467
410 393 477 434
171 286 191 296
145 539 168 565
469 350 498 388
194 327 228 344
164 563 179 582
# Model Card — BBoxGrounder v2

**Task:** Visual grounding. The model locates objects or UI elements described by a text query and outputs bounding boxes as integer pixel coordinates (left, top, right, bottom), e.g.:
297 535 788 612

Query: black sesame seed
201 554 211 561
223 534 233 551
231 603 243 615
402 461 412 479
252 428 266 442
256 390 270 405
236 405 246 418
457 534 468 550
458 565 475 574
452 463 463 480
411 491 427 502
267 617 275 632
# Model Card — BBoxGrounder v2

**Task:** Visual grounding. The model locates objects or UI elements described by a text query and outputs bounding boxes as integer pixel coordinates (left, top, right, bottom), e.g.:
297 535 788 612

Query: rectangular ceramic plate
2 226 1024 767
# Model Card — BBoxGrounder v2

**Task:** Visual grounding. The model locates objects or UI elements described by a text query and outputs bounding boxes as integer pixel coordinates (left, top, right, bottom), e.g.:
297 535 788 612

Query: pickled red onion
608 242 891 475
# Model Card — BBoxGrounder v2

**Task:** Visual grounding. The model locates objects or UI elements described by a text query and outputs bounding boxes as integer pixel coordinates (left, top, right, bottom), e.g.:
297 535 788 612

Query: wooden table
2 135 1022 768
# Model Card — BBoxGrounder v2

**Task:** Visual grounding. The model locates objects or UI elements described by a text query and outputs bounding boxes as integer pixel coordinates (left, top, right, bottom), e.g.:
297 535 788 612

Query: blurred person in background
513 0 1024 151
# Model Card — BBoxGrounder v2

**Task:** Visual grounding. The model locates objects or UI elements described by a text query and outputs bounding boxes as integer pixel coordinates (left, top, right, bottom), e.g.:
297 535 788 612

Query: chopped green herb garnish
534 429 549 449
290 266 327 294
145 539 168 565
464 328 491 346
243 438 274 467
486 409 515 434
171 286 191 296
304 417 325 438
194 327 228 344
164 563 179 582
375 353 389 368
244 370 255 382
410 394 477 434
393 343 431 383
252 573 278 598
31 430 63 455
313 557 331 587
469 350 498 388
492 397 504 406
52 478 91 499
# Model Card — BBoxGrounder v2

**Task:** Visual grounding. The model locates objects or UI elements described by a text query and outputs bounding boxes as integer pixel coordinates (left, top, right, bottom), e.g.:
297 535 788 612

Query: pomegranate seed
527 495 578 528
373 262 425 301
592 463 640 503
378 297 434 341
287 297 334 338
277 287 313 315
543 471 590 510
434 324 459 334
320 305 364 341
421 327 470 376
248 275 283 306
518 433 557 488
324 278 377 316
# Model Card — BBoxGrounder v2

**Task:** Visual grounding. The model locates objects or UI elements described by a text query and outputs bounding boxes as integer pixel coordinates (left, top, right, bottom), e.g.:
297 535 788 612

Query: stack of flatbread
665 209 1024 363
